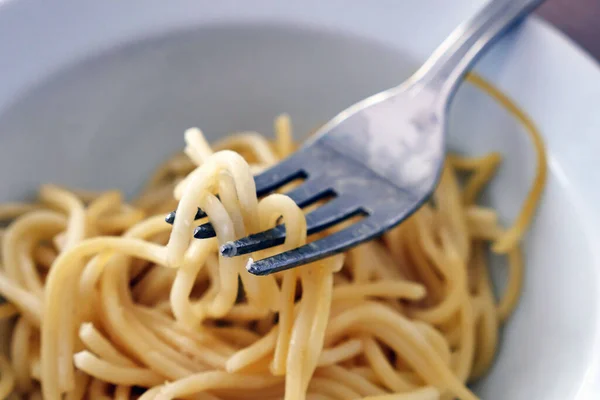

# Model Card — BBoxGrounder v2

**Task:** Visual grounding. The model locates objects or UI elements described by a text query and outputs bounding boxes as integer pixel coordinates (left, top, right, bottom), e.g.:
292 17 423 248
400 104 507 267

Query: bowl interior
0 24 597 400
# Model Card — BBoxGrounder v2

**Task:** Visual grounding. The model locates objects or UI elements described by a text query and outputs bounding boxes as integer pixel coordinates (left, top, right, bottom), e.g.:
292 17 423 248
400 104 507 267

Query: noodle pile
0 75 546 400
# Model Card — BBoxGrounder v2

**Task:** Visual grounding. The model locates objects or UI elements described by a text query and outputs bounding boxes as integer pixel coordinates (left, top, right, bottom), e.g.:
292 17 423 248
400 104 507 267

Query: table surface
538 0 600 60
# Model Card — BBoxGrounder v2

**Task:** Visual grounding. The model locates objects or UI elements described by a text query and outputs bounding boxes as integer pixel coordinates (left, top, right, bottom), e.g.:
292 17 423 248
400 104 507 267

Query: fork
166 0 545 275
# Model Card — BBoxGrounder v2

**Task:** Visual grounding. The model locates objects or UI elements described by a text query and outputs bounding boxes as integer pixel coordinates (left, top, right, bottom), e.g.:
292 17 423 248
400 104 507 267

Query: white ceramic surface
0 0 599 399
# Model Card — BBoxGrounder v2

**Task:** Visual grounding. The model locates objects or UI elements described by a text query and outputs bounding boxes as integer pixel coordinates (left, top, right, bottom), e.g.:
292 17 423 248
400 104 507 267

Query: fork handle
412 0 545 101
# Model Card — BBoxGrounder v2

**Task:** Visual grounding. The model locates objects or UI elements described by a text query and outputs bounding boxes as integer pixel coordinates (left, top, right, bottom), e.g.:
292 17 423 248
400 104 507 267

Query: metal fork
166 0 545 275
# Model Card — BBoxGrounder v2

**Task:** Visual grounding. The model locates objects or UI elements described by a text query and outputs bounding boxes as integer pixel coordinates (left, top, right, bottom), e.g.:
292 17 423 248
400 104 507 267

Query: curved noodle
0 75 546 400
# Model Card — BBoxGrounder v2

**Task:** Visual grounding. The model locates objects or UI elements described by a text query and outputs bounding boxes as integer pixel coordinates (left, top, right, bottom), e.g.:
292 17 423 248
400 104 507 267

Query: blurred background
539 0 600 60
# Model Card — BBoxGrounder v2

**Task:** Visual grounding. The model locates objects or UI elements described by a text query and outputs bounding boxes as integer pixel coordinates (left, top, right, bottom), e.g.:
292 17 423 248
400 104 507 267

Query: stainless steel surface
412 0 546 98
168 0 546 275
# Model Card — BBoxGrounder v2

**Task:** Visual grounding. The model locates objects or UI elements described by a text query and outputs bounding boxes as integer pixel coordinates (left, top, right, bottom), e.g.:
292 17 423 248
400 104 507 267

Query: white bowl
0 0 599 399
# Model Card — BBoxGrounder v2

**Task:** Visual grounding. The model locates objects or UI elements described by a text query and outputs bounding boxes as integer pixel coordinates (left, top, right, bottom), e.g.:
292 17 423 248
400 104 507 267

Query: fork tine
166 195 223 225
254 153 306 196
165 207 206 224
192 178 333 239
245 217 380 275
283 179 333 208
220 225 285 256
166 154 305 225
193 223 216 239
220 197 363 256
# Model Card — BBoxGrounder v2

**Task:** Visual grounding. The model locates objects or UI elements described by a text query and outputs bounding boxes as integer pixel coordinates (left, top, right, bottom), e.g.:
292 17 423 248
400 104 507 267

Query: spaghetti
0 74 545 400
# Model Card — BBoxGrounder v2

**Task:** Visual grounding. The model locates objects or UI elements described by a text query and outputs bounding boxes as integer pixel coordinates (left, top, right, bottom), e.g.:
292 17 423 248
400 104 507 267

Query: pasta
0 74 546 400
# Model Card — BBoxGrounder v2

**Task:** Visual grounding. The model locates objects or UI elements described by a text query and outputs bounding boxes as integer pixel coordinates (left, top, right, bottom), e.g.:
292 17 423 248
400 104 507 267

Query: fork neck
408 0 545 106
